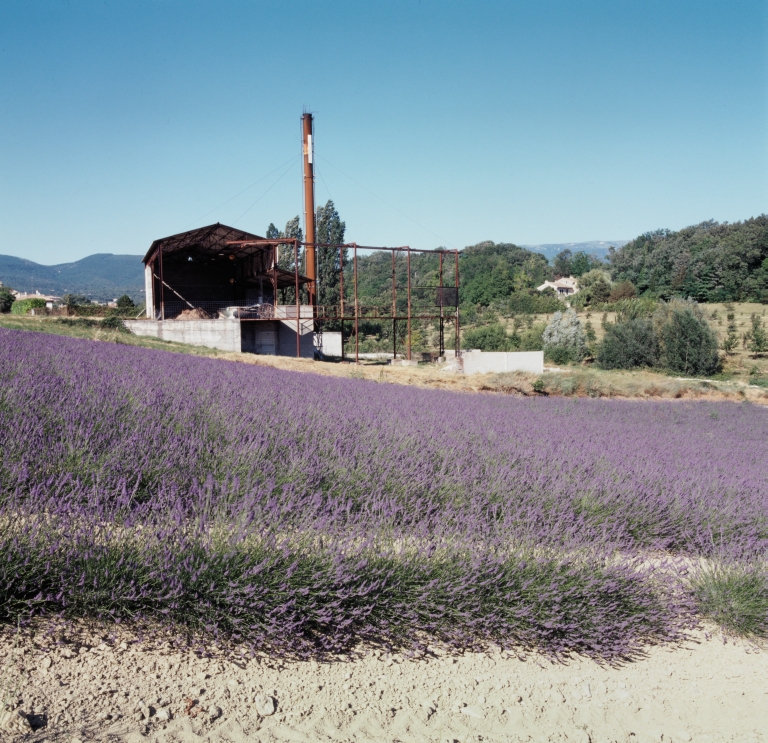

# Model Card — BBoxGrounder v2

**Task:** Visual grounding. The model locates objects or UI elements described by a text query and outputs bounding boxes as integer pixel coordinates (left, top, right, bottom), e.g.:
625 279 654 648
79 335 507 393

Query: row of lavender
0 329 765 655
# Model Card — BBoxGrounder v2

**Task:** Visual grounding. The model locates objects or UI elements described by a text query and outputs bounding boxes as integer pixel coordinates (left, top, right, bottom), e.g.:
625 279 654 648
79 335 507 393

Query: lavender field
1 329 766 659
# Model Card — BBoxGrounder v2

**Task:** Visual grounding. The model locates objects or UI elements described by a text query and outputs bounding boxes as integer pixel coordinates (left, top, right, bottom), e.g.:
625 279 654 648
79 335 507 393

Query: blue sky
1 0 765 264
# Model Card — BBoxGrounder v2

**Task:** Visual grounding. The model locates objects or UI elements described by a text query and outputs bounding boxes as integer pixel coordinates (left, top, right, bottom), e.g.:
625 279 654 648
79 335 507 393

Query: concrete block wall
125 318 314 358
314 331 343 357
277 319 314 358
241 322 278 355
461 350 544 375
125 319 241 352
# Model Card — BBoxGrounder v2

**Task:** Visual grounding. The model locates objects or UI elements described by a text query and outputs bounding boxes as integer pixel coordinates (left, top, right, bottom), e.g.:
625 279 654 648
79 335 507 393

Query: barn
126 223 315 357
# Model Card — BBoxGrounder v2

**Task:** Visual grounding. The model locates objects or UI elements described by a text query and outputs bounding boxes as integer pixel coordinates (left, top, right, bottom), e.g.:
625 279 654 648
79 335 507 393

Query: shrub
116 294 135 309
102 316 130 333
56 316 131 333
597 319 659 370
542 309 586 364
693 564 768 639
654 300 720 376
500 289 561 315
463 323 511 351
10 297 46 315
614 297 658 323
608 281 637 302
572 270 612 308
518 322 546 351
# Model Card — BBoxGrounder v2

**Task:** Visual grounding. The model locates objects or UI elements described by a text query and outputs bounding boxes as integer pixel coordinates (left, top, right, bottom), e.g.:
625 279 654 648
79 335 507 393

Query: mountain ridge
0 253 145 302
522 240 629 261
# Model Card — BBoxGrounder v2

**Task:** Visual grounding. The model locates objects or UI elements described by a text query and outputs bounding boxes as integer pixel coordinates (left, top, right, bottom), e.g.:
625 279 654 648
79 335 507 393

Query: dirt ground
4 624 765 743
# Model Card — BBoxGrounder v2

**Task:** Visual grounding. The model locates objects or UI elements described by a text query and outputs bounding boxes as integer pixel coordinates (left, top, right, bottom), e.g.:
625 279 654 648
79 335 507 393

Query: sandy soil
5 625 765 743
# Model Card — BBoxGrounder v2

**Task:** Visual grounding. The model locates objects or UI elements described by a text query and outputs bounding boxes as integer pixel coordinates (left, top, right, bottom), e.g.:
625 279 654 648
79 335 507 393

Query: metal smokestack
302 111 316 306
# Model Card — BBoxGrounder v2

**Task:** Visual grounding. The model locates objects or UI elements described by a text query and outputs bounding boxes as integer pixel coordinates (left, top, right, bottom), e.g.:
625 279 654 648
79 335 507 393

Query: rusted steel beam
273 243 278 316
339 245 346 360
439 251 444 358
455 249 461 356
294 238 300 358
354 243 359 364
391 251 396 360
406 247 411 361
159 246 165 321
296 242 459 256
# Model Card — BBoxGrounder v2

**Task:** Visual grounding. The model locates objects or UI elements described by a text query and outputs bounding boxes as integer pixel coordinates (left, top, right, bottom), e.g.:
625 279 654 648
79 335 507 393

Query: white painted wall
144 265 154 318
461 350 544 375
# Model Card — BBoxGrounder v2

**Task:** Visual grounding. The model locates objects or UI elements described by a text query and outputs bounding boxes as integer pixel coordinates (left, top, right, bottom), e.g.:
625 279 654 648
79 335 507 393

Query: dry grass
2 312 767 404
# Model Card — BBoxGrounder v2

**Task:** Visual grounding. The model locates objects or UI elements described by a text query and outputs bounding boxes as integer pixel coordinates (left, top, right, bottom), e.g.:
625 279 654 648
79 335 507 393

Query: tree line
277 208 767 312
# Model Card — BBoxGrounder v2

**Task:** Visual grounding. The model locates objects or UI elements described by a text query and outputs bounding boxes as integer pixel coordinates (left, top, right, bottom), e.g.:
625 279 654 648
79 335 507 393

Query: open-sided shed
142 223 312 319
130 223 314 357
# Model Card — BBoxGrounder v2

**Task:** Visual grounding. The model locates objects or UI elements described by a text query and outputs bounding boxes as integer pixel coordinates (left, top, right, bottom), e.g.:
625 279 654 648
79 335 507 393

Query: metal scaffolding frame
227 239 461 363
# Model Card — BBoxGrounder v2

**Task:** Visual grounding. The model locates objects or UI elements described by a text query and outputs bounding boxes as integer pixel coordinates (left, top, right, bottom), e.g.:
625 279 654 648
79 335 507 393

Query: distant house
536 276 579 297
12 289 62 309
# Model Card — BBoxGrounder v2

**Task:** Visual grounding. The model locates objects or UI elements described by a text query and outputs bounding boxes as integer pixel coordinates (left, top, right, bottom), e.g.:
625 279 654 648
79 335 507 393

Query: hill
523 240 628 262
608 216 768 302
0 253 145 302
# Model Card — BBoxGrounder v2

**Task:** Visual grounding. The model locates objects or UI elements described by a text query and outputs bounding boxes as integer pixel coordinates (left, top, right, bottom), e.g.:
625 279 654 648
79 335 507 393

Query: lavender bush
0 329 766 656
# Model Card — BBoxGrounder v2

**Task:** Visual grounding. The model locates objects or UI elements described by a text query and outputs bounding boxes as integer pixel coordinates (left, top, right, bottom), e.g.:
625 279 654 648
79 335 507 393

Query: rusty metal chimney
302 111 316 306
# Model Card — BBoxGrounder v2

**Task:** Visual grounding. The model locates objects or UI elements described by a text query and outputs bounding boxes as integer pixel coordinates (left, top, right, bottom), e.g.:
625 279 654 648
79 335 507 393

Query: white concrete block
314 331 343 357
461 350 543 375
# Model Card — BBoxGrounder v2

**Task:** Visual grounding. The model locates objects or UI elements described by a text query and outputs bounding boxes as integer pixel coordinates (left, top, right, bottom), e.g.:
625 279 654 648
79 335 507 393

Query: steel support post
354 243 359 364
407 247 411 361
392 251 397 360
294 239 300 358
159 246 165 321
439 251 444 357
340 245 345 360
455 250 460 356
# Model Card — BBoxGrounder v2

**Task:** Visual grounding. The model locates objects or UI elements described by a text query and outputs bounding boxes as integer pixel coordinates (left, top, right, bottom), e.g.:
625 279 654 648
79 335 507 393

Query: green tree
0 288 14 313
553 249 573 278
654 300 720 376
608 217 768 302
573 269 612 307
570 251 604 277
721 312 739 355
608 280 637 302
542 308 587 364
597 319 659 370
748 314 767 354
116 294 135 309
315 200 347 311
